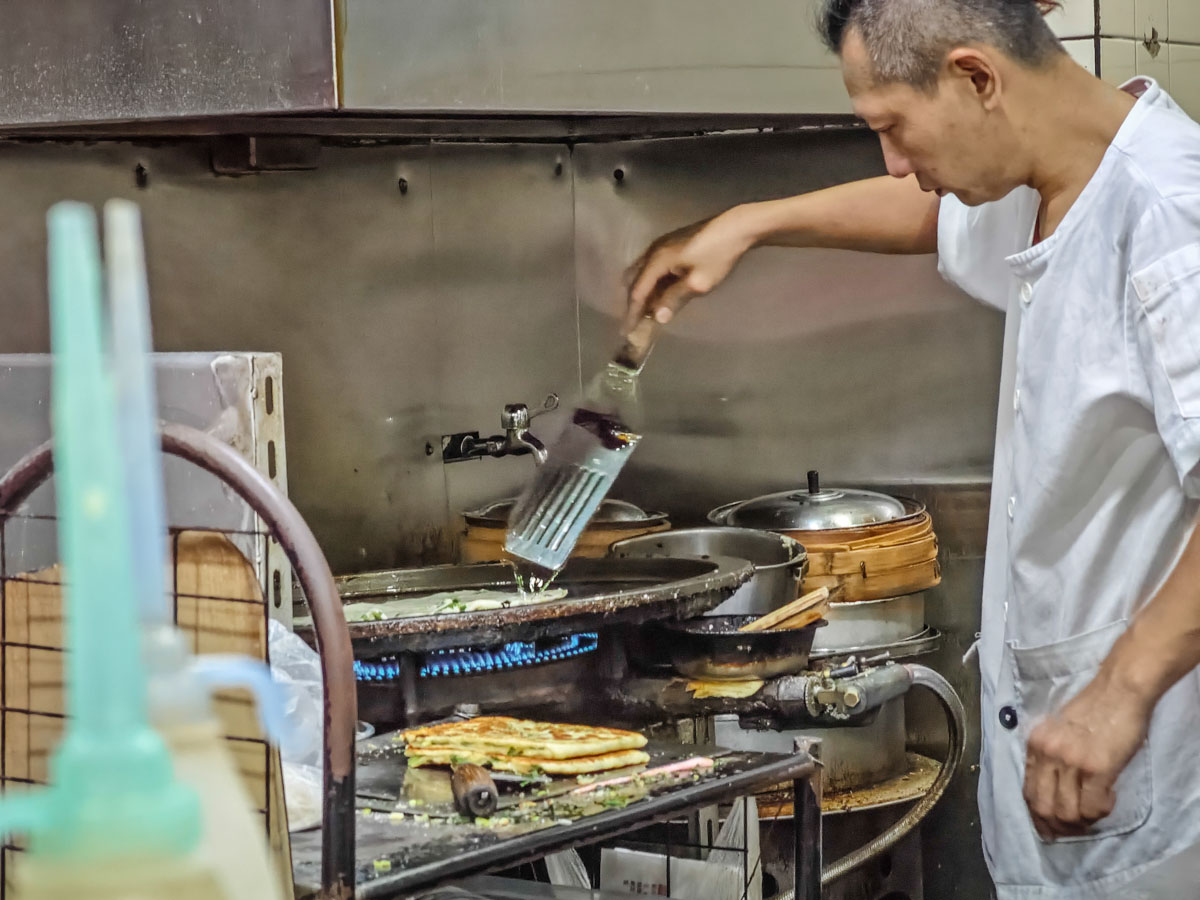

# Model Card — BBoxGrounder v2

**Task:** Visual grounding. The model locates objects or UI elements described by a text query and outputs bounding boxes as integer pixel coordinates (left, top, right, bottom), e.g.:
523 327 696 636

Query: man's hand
624 207 758 334
1023 673 1152 840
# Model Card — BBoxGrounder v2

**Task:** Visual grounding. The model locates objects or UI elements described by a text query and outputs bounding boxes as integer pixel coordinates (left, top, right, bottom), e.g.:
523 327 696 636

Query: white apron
938 78 1200 899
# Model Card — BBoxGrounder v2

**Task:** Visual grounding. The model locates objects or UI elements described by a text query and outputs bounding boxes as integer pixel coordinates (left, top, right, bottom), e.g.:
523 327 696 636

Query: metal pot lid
465 497 666 526
718 471 909 531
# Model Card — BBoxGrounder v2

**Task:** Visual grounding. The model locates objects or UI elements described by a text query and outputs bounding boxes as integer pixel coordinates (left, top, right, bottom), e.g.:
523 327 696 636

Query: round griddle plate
302 556 753 653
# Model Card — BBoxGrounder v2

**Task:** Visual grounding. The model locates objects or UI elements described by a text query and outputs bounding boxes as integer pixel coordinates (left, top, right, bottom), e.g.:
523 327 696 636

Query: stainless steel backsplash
0 130 1001 568
0 126 998 898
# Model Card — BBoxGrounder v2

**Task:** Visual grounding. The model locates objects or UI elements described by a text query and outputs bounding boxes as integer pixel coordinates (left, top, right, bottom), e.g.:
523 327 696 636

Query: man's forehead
839 27 876 98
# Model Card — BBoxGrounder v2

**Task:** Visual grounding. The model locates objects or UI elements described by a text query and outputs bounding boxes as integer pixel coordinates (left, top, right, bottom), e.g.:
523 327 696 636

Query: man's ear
946 48 1002 110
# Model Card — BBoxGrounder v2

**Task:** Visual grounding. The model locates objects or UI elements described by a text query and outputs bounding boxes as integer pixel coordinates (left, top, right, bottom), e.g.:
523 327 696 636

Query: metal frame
0 113 863 142
250 353 294 628
0 424 357 900
0 517 279 856
343 750 822 900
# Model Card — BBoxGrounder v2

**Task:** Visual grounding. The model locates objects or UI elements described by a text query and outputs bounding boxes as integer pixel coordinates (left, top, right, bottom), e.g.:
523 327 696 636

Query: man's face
840 30 1018 206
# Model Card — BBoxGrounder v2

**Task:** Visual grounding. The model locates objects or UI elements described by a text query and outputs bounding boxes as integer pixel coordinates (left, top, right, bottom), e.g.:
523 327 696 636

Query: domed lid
718 471 909 531
465 497 666 526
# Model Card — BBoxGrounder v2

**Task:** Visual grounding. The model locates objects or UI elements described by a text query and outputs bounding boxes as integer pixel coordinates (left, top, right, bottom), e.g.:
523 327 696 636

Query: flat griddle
299 556 753 653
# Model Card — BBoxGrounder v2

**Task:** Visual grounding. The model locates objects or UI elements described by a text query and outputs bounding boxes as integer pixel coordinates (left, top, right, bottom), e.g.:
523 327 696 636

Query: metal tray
290 742 818 899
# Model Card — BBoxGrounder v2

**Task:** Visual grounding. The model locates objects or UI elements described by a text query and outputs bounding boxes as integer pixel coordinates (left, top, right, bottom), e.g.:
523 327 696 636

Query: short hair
819 0 1065 89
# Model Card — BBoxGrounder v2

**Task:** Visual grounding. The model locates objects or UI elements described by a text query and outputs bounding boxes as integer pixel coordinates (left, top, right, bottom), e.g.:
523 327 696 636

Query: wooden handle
740 587 830 633
451 764 499 818
614 316 658 371
774 603 830 632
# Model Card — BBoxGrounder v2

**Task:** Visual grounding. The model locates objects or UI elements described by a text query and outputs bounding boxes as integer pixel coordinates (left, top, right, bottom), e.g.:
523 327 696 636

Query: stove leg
794 738 822 900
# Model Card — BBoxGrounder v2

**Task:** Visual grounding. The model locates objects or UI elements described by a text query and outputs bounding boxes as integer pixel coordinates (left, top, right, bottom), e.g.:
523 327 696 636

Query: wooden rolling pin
739 587 830 633
451 764 500 817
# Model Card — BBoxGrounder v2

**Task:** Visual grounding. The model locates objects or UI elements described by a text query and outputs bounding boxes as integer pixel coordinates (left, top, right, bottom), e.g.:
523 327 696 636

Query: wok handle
741 587 830 633
452 764 500 818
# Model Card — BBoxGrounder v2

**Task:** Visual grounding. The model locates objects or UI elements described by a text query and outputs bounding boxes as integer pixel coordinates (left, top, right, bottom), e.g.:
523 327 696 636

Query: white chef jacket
938 77 1200 899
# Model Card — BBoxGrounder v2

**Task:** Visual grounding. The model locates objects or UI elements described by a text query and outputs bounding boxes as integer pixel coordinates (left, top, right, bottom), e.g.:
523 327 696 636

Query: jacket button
999 706 1019 730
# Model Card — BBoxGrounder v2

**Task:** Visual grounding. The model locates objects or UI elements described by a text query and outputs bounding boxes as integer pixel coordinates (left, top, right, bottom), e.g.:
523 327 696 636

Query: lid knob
807 470 820 495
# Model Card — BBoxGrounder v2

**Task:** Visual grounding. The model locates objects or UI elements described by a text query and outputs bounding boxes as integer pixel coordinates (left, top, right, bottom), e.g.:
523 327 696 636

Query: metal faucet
441 394 559 466
499 397 558 464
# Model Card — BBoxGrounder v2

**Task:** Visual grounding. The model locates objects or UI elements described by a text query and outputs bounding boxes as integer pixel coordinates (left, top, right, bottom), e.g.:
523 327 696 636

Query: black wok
659 614 824 681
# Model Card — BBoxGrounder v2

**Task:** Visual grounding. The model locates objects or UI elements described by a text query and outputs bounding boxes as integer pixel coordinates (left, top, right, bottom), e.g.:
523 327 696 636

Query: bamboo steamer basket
460 498 669 563
708 473 940 603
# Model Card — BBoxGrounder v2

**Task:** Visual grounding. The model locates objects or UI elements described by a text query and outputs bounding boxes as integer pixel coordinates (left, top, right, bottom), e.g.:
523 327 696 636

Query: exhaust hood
0 0 850 129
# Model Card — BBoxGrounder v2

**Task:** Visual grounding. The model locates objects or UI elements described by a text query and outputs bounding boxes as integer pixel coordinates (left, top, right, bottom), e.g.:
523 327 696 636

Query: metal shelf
291 746 820 900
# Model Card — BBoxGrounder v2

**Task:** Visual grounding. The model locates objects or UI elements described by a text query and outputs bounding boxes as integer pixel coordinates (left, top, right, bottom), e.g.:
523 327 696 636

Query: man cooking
624 1 1200 896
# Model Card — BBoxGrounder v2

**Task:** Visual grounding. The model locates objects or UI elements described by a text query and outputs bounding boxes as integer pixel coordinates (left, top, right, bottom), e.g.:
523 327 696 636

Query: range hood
0 0 850 130
0 0 338 126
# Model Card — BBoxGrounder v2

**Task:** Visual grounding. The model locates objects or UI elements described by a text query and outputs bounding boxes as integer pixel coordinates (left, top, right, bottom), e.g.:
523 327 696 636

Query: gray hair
819 0 1065 89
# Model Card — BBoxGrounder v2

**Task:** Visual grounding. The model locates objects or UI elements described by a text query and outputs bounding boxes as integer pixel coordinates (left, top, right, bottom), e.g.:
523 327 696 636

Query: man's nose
880 137 915 179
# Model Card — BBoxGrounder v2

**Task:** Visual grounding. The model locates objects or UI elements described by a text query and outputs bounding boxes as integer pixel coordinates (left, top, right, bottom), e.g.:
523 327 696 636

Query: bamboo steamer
708 473 940 603
460 498 669 563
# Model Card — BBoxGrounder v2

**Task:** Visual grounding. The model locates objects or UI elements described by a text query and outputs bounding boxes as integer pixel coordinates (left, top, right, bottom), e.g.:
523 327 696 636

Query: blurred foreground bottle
0 201 286 900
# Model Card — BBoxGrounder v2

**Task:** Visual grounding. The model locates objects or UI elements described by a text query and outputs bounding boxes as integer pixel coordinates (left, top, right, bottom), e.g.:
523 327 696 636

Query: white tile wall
1100 36 1139 84
1135 0 1170 41
1100 0 1137 37
1063 37 1099 74
1170 0 1200 43
1169 43 1200 119
1135 40 1170 88
1050 0 1099 37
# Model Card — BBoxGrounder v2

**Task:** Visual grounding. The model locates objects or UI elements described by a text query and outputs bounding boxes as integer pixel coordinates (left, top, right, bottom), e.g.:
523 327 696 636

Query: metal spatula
505 318 657 575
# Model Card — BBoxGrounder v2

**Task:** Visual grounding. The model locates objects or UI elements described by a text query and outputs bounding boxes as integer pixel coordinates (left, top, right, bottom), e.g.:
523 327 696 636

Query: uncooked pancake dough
304 587 570 625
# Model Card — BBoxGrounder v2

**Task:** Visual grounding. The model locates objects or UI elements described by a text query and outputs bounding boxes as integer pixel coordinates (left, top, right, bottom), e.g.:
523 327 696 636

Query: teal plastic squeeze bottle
0 202 202 883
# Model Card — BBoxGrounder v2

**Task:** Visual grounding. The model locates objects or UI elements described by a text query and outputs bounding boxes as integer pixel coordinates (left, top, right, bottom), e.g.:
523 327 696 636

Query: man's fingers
1052 767 1087 832
1030 812 1056 842
650 276 697 327
1078 771 1117 824
626 258 679 331
1025 748 1066 839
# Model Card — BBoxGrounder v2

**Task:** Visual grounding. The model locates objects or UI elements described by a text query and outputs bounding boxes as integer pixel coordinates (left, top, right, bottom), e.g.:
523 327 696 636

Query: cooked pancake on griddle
402 716 647 760
406 745 650 775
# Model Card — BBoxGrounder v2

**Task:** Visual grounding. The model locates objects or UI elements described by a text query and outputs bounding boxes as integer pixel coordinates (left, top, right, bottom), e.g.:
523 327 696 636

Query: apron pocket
1011 620 1153 841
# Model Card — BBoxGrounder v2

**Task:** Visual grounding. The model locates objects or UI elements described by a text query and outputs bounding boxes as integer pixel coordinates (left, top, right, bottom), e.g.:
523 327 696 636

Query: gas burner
353 632 599 682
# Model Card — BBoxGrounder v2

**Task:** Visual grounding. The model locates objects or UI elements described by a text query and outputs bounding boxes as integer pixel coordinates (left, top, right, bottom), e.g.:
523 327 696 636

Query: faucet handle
502 394 558 430
530 393 559 419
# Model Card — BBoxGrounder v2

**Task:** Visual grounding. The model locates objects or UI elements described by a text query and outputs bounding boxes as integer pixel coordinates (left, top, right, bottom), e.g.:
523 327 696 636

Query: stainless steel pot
713 696 907 792
609 527 807 615
813 593 926 653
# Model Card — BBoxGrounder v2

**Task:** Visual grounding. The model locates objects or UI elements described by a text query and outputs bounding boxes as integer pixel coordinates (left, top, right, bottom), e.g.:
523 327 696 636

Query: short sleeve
937 188 1039 311
1130 197 1200 497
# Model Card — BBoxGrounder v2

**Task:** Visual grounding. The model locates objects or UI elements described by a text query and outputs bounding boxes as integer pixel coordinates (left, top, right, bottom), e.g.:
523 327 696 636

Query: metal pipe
766 664 966 899
821 664 964 886
792 738 822 900
0 423 358 900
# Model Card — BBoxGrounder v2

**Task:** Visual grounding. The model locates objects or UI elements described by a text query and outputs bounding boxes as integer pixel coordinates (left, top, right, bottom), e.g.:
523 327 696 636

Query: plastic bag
600 797 760 900
268 620 325 831
546 849 591 888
